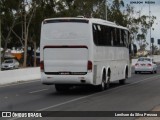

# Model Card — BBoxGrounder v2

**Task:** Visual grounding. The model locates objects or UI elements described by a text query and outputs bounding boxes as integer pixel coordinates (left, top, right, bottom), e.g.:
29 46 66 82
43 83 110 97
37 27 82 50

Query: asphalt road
0 66 160 120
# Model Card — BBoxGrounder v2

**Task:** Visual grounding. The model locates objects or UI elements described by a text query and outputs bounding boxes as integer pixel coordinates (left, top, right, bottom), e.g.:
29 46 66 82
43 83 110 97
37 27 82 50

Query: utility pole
105 0 107 20
151 38 154 55
149 0 152 56
23 0 28 67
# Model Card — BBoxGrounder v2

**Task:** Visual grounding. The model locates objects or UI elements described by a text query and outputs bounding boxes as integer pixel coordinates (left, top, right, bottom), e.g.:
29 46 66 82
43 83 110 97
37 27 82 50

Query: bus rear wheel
119 69 128 85
97 71 110 91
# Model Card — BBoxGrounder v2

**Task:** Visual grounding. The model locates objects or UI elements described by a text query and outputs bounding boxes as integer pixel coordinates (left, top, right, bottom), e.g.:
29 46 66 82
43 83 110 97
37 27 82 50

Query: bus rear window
42 23 90 40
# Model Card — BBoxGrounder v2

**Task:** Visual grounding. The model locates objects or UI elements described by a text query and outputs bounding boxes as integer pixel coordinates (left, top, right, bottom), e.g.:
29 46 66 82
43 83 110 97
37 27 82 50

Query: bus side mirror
129 44 132 54
133 44 137 54
129 44 137 56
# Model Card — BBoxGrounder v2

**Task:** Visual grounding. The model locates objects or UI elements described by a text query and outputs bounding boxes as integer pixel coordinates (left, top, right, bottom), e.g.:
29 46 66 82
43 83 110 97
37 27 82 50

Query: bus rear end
40 18 93 91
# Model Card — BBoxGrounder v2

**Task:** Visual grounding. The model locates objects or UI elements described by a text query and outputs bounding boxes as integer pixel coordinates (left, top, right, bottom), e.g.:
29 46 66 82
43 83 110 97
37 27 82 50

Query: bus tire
55 84 70 92
151 70 154 74
106 71 110 89
154 70 157 74
119 68 128 85
119 79 126 85
97 70 110 91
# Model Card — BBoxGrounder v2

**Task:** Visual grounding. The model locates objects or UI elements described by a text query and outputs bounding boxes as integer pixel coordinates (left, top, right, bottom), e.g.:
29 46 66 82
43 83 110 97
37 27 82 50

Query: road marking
37 94 95 111
29 89 48 94
36 75 160 111
127 75 160 85
0 79 39 88
6 74 160 120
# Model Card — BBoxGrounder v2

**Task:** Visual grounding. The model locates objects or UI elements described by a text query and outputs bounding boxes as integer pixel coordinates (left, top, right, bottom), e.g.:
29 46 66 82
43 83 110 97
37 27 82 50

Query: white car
135 57 157 74
1 59 19 70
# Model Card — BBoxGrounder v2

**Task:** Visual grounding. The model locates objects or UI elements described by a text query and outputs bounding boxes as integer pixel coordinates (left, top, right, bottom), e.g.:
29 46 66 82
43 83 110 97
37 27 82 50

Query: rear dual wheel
97 72 110 91
119 69 128 85
154 70 157 73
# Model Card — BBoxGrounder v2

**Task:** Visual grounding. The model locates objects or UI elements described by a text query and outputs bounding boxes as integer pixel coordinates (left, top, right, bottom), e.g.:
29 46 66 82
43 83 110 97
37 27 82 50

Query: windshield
42 23 90 40
138 58 151 62
4 60 13 63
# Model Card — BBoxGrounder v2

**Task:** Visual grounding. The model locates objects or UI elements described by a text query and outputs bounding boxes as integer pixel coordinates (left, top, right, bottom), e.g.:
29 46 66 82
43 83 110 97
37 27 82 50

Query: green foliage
107 0 125 26
0 0 156 52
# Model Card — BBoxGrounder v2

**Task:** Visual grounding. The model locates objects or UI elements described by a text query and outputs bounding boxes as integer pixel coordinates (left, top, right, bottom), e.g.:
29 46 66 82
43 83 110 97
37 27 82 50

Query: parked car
1 59 19 70
135 57 157 74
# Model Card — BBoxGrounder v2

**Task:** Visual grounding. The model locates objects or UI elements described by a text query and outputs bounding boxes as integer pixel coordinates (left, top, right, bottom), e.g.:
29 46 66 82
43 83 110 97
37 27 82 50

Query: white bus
40 17 131 92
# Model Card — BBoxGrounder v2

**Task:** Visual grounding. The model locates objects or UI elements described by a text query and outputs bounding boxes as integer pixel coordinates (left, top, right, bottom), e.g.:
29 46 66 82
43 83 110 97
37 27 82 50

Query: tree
0 0 23 61
123 4 156 49
22 1 37 67
107 0 125 25
1 0 156 67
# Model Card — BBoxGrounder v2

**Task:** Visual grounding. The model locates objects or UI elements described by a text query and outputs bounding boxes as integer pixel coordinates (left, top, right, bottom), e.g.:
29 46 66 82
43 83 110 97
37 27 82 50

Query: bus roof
43 17 128 30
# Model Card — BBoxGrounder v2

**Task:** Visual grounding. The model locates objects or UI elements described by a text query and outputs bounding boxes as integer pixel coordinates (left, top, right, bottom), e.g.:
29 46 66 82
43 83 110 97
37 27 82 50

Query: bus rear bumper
41 72 93 85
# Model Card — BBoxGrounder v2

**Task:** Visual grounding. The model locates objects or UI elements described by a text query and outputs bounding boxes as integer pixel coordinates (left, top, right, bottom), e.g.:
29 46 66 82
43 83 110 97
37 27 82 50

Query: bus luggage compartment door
43 46 88 74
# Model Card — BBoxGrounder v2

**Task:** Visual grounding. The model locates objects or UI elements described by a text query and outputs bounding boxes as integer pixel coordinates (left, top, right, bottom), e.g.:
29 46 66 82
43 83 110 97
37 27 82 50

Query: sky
122 0 160 50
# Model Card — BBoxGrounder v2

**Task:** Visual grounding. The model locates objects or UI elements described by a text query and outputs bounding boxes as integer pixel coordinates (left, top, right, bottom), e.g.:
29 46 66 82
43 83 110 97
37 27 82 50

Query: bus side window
128 31 130 47
93 24 98 45
92 24 129 48
97 25 102 45
103 26 107 46
114 28 117 46
101 25 106 46
127 31 129 47
116 28 120 46
121 30 125 47
98 25 106 46
124 30 128 47
120 29 123 46
111 28 116 46
111 31 114 46
108 27 113 46
106 26 111 46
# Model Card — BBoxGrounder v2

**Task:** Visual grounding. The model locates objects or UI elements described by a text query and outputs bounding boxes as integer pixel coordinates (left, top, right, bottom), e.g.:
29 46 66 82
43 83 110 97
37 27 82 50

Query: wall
0 67 40 85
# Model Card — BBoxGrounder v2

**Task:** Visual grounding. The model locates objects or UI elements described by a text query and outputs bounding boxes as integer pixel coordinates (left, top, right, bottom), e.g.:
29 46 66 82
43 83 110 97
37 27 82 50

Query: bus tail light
87 61 92 71
147 63 152 67
135 63 139 66
40 61 44 72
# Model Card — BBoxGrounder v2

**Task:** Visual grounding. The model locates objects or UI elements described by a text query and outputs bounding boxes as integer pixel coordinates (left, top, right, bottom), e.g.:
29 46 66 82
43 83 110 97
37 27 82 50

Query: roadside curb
0 67 40 85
